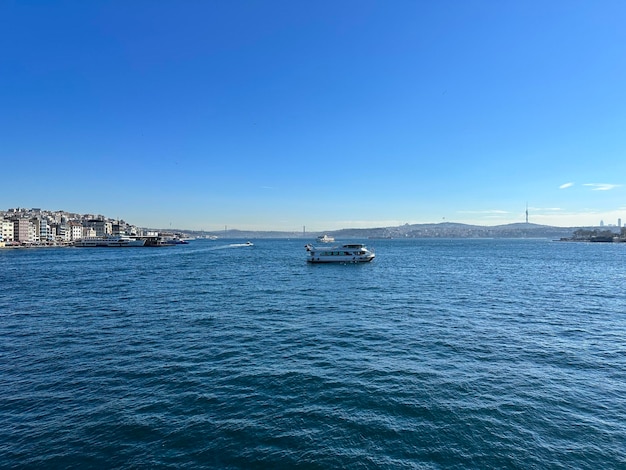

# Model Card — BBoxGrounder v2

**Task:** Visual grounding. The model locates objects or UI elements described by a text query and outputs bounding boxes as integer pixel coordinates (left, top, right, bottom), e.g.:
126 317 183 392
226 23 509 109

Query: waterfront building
35 218 52 242
68 222 83 241
82 226 97 238
51 223 66 241
1 219 14 242
48 222 67 242
84 219 112 237
13 219 33 243
112 222 124 236
30 218 40 242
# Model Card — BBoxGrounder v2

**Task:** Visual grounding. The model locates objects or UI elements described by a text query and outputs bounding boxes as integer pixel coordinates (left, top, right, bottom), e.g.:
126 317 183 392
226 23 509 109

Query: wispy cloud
559 182 574 189
583 183 621 191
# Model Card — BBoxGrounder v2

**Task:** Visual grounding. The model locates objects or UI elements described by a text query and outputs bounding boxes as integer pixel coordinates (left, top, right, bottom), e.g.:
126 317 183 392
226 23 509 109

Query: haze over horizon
3 1 625 231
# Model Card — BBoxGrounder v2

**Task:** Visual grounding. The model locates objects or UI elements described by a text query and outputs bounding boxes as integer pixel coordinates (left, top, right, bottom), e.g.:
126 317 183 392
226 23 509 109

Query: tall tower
525 203 529 224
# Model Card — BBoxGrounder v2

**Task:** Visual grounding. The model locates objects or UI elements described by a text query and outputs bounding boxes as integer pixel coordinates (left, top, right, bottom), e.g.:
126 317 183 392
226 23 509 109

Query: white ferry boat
316 234 335 243
305 243 375 263
74 236 146 247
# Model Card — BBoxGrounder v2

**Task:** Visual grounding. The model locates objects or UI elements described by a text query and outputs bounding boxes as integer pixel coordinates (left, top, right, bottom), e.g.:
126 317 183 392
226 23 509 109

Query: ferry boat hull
74 236 146 247
305 243 375 263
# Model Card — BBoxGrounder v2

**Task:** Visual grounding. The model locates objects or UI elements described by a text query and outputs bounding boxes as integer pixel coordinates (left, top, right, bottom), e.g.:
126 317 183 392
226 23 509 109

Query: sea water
1 239 625 468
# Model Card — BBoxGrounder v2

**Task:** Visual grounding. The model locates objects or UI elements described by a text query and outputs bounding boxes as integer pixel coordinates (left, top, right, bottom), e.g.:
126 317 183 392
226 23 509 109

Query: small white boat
74 236 146 247
305 243 375 263
316 234 335 243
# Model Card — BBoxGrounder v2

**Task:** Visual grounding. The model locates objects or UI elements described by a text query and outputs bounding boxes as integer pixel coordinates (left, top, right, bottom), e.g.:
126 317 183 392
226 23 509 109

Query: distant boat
305 243 375 263
316 234 335 243
158 237 188 245
245 241 253 246
74 236 146 247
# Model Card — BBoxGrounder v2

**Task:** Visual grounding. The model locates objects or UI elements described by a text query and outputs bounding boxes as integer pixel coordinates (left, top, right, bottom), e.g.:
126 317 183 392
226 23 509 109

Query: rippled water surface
1 239 625 468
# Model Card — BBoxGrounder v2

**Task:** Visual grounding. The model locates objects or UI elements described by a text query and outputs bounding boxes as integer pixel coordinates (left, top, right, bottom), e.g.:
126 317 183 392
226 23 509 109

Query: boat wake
200 242 254 251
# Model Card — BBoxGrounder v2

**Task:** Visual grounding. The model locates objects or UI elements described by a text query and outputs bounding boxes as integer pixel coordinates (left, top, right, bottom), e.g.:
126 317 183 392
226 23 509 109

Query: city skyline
2 1 625 232
2 206 622 237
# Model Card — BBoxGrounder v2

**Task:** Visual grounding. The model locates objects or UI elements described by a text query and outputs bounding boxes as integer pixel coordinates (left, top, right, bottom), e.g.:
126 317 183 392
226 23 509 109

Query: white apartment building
30 218 41 242
69 222 83 241
29 222 37 242
1 219 14 242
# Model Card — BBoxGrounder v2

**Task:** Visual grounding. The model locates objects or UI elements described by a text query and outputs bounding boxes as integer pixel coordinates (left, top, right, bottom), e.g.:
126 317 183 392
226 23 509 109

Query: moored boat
74 236 146 247
160 237 189 245
305 243 375 263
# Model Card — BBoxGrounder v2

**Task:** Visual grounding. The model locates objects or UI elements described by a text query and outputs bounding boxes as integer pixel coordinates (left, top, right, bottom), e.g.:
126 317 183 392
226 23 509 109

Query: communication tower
525 203 529 224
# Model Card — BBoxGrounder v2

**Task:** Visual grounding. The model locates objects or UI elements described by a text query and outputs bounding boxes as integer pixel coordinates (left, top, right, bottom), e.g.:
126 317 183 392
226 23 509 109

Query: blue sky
2 1 625 231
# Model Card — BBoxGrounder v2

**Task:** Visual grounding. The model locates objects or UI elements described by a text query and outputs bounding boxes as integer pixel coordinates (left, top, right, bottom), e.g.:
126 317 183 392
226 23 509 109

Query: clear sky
2 1 625 231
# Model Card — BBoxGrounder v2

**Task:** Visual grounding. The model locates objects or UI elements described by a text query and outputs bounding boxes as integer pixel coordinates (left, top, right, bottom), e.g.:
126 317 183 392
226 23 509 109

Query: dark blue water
1 239 625 468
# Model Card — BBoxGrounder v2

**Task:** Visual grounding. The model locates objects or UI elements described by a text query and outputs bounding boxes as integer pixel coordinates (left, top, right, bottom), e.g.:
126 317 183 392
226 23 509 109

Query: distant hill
329 222 573 239
189 222 612 240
